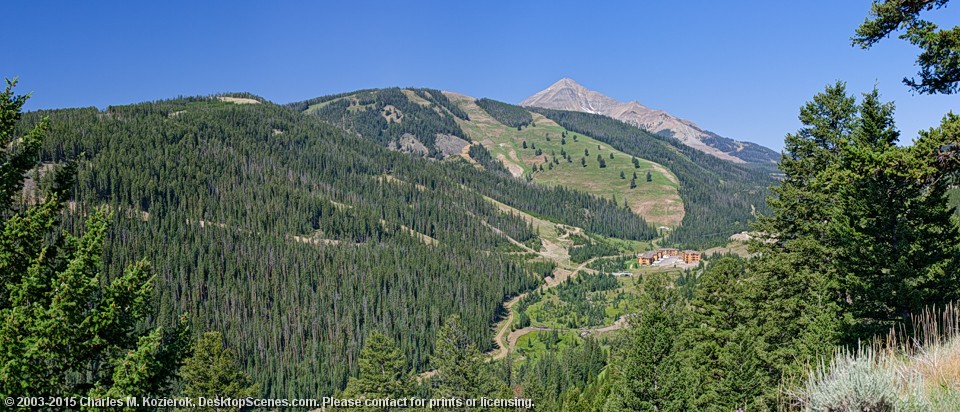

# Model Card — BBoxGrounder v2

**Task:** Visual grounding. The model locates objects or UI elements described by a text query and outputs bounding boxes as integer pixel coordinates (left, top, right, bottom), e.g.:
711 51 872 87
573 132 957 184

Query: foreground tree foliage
596 81 960 410
0 79 189 403
854 0 960 94
604 275 687 412
754 82 960 345
429 315 488 401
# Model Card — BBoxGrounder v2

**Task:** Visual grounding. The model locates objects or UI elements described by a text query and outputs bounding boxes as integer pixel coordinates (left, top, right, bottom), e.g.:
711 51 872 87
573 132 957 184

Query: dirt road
506 314 629 351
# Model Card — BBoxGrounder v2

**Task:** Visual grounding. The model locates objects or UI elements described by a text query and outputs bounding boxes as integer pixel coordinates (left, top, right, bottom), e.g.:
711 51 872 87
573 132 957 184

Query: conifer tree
604 275 687 412
430 315 483 401
682 257 772 410
180 331 259 407
853 0 960 94
752 82 959 375
343 330 413 403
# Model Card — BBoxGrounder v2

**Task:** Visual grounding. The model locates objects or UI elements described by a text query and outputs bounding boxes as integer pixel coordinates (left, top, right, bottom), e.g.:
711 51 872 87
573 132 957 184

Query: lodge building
637 248 701 265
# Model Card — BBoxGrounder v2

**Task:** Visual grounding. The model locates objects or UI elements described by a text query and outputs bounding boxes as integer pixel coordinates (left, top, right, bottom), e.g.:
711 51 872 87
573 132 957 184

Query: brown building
659 248 680 257
681 250 701 264
638 251 658 265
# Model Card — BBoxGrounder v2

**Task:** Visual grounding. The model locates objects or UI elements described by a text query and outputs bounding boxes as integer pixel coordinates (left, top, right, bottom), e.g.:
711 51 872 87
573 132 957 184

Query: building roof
639 251 658 258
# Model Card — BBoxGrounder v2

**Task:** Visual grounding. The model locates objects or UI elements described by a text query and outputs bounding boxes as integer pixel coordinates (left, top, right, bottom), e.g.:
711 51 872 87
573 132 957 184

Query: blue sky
8 1 958 151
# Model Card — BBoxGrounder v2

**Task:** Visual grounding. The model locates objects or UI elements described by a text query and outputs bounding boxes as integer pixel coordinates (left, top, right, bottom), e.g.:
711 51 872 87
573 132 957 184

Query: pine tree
343 330 413 402
604 275 687 412
682 257 772 410
645 171 652 182
180 331 259 407
430 315 483 401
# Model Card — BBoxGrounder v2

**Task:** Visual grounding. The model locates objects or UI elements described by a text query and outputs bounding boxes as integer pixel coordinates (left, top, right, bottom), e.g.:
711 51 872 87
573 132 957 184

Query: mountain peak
520 79 779 164
521 78 619 115
552 77 584 88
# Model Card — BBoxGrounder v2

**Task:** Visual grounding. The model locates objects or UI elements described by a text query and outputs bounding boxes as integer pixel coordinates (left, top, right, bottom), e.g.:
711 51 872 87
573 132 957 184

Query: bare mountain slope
521 78 779 164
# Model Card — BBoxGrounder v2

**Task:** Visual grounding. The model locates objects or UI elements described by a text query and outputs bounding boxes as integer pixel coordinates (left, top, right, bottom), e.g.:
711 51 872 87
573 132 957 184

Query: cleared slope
533 107 775 248
447 92 684 228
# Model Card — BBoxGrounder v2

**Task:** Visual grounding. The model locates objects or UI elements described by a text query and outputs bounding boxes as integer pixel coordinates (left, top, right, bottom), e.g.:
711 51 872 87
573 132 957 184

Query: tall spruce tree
0 79 189 402
604 274 687 412
179 331 258 408
830 88 960 337
429 315 483 401
342 330 413 402
682 257 772 411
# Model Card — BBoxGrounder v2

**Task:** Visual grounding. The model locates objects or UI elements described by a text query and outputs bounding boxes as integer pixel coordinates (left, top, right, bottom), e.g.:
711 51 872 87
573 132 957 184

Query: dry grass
795 304 960 411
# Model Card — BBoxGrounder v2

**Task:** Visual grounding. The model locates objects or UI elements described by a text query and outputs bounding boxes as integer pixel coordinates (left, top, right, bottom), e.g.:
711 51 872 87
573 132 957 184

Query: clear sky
8 1 958 151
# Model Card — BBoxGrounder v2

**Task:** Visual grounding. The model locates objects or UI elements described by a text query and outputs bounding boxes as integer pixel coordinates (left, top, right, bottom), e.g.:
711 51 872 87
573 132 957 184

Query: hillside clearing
217 96 260 104
445 92 684 228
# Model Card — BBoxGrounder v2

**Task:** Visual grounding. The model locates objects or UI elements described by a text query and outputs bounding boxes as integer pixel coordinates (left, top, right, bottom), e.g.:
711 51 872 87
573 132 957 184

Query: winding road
486 254 629 360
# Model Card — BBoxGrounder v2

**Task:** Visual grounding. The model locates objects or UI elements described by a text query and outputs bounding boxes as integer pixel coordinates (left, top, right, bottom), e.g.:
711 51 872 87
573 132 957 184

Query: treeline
21 96 545 398
699 129 780 163
412 88 470 120
532 107 775 248
475 97 533 128
467 143 510 175
446 163 657 240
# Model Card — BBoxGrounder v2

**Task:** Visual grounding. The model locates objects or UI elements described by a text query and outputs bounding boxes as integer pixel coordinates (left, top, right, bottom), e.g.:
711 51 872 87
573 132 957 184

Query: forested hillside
18 96 544 397
18 93 658 398
294 88 469 158
293 91 659 240
475 98 533 128
533 107 776 247
302 88 773 247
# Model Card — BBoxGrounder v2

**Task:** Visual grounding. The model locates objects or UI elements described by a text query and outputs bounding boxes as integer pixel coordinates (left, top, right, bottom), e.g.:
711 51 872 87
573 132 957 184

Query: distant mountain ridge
520 78 779 164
